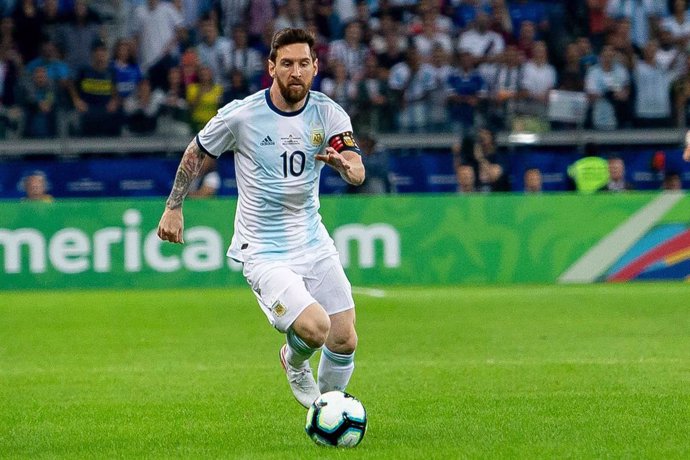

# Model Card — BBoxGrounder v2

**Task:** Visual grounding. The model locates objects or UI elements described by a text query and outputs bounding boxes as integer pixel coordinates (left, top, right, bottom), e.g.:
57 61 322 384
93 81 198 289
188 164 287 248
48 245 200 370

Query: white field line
352 286 386 298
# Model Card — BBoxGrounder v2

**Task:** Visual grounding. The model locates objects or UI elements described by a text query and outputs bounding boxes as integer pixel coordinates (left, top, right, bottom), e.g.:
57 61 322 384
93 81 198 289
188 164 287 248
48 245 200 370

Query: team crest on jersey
271 300 287 317
311 127 325 146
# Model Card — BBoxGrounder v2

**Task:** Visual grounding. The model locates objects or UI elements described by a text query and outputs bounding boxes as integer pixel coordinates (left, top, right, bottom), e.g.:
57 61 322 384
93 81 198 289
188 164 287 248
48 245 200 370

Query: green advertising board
1 193 688 290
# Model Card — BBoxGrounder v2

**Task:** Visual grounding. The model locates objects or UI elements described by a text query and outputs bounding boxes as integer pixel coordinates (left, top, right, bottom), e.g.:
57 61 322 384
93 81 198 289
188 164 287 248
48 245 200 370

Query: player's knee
328 328 358 354
295 306 331 348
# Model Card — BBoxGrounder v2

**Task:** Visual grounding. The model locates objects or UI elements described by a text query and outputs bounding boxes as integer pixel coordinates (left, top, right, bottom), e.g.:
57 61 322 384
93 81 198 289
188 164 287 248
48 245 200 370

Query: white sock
318 347 354 393
286 328 318 368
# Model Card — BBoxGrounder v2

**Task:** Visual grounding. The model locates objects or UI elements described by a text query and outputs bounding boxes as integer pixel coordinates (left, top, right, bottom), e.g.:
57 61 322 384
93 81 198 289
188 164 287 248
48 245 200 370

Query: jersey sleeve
196 113 236 158
325 103 362 155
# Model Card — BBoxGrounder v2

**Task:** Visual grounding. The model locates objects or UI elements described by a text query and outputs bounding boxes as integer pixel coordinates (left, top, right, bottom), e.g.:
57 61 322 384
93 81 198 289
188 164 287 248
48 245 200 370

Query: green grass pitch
2 283 690 459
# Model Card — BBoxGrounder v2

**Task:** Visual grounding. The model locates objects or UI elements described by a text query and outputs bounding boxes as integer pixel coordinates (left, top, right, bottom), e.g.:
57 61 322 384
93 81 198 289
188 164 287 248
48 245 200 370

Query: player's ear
268 59 275 78
313 58 318 76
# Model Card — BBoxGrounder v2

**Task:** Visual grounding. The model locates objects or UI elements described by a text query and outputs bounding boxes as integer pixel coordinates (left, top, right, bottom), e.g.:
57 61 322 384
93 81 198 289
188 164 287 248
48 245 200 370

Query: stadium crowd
2 0 690 139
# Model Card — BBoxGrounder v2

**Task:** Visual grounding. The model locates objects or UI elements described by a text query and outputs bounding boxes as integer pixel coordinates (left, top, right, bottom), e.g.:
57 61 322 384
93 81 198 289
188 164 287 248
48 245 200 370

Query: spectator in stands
516 40 556 132
388 45 438 132
514 20 537 60
189 156 221 198
559 42 586 92
370 15 407 69
585 44 631 130
488 44 523 130
130 0 186 90
488 0 514 44
456 163 477 193
69 38 122 137
111 38 142 100
411 10 453 60
222 68 251 105
41 0 67 44
25 40 71 101
661 0 690 47
523 167 542 193
453 128 510 192
22 170 53 202
458 11 505 64
247 0 275 44
328 21 368 81
21 65 57 138
662 171 683 190
507 0 549 38
158 66 191 136
321 60 358 117
196 15 233 90
578 0 610 51
55 0 104 73
186 65 222 132
428 43 452 131
607 18 637 69
228 26 264 92
123 79 165 135
447 50 487 136
0 44 22 139
604 156 634 191
606 0 667 49
354 53 394 132
576 36 598 75
452 0 491 31
633 40 685 128
274 0 307 32
12 0 44 64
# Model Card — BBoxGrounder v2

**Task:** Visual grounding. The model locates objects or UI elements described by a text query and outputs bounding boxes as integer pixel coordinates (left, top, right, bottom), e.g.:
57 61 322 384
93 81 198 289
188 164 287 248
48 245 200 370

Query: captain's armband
328 131 361 154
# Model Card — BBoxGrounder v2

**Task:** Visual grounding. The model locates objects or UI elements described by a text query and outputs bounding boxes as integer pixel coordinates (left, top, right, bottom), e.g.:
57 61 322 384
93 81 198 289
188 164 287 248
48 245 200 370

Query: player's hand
157 207 184 244
315 147 351 173
684 145 690 162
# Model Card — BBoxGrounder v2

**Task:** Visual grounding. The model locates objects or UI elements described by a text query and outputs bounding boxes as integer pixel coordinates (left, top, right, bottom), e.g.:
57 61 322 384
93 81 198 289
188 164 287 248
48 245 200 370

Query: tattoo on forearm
166 141 206 209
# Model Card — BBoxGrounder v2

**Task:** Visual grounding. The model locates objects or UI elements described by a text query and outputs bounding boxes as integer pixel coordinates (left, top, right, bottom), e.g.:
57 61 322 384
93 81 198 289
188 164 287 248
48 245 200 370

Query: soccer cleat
280 344 320 408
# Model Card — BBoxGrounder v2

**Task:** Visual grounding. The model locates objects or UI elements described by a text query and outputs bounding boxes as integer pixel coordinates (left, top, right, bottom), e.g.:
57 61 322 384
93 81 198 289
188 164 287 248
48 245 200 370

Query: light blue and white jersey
196 89 359 262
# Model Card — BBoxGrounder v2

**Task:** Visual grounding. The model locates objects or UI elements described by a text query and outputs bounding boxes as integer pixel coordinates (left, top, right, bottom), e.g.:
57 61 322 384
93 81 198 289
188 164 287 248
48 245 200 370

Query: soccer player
157 28 365 409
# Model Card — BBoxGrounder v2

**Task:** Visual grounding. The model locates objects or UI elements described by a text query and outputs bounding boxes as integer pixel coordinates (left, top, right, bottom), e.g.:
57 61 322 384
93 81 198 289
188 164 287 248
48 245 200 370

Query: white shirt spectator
521 61 556 97
661 11 690 40
131 1 184 71
585 62 630 130
328 39 369 80
458 28 505 59
606 0 667 47
389 58 439 131
197 36 234 88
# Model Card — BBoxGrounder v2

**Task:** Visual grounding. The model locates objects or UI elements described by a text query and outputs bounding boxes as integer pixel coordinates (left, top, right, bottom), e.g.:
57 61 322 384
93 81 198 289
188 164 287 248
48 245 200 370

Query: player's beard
276 76 311 104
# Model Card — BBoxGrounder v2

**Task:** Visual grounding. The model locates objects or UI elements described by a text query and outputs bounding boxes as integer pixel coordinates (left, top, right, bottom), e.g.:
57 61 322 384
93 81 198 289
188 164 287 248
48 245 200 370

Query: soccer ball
305 391 367 447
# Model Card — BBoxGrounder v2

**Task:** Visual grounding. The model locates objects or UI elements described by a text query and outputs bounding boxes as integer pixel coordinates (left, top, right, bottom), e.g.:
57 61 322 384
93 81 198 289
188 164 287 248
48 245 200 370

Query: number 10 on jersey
281 151 306 177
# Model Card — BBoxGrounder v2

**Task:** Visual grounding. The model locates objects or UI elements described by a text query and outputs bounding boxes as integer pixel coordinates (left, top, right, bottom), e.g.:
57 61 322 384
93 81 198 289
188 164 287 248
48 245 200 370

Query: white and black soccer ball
305 391 367 447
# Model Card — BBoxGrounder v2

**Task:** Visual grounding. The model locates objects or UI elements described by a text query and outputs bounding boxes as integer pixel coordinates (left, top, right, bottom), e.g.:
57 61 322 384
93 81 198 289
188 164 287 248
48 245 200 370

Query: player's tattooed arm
166 140 207 209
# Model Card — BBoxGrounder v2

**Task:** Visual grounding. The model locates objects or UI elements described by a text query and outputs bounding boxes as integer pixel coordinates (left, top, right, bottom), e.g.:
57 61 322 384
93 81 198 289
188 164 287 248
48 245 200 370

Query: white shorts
242 251 354 333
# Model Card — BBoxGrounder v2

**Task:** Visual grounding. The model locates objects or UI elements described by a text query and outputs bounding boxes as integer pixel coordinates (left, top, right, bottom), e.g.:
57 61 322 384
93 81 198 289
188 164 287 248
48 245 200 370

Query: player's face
269 43 318 104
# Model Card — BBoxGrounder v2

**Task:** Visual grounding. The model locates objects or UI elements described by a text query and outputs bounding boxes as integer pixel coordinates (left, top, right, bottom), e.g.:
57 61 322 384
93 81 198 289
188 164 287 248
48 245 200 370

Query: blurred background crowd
2 0 690 197
4 0 690 138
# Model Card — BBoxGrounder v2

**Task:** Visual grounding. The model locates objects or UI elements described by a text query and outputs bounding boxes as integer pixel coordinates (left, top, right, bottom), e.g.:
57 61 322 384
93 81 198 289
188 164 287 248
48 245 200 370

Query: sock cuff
287 328 317 355
323 347 354 366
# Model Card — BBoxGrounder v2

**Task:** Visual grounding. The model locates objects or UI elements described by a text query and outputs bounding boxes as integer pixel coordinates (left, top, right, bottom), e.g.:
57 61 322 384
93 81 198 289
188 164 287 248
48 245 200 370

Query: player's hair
269 28 316 63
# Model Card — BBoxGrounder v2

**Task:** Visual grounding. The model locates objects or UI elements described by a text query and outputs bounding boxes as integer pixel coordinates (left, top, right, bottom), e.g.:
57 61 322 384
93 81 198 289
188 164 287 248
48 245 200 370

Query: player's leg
304 253 358 393
318 308 357 393
243 260 327 407
283 303 330 368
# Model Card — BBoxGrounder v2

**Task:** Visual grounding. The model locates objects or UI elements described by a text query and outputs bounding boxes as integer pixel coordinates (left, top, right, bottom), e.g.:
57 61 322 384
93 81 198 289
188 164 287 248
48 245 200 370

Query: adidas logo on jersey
260 136 275 146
